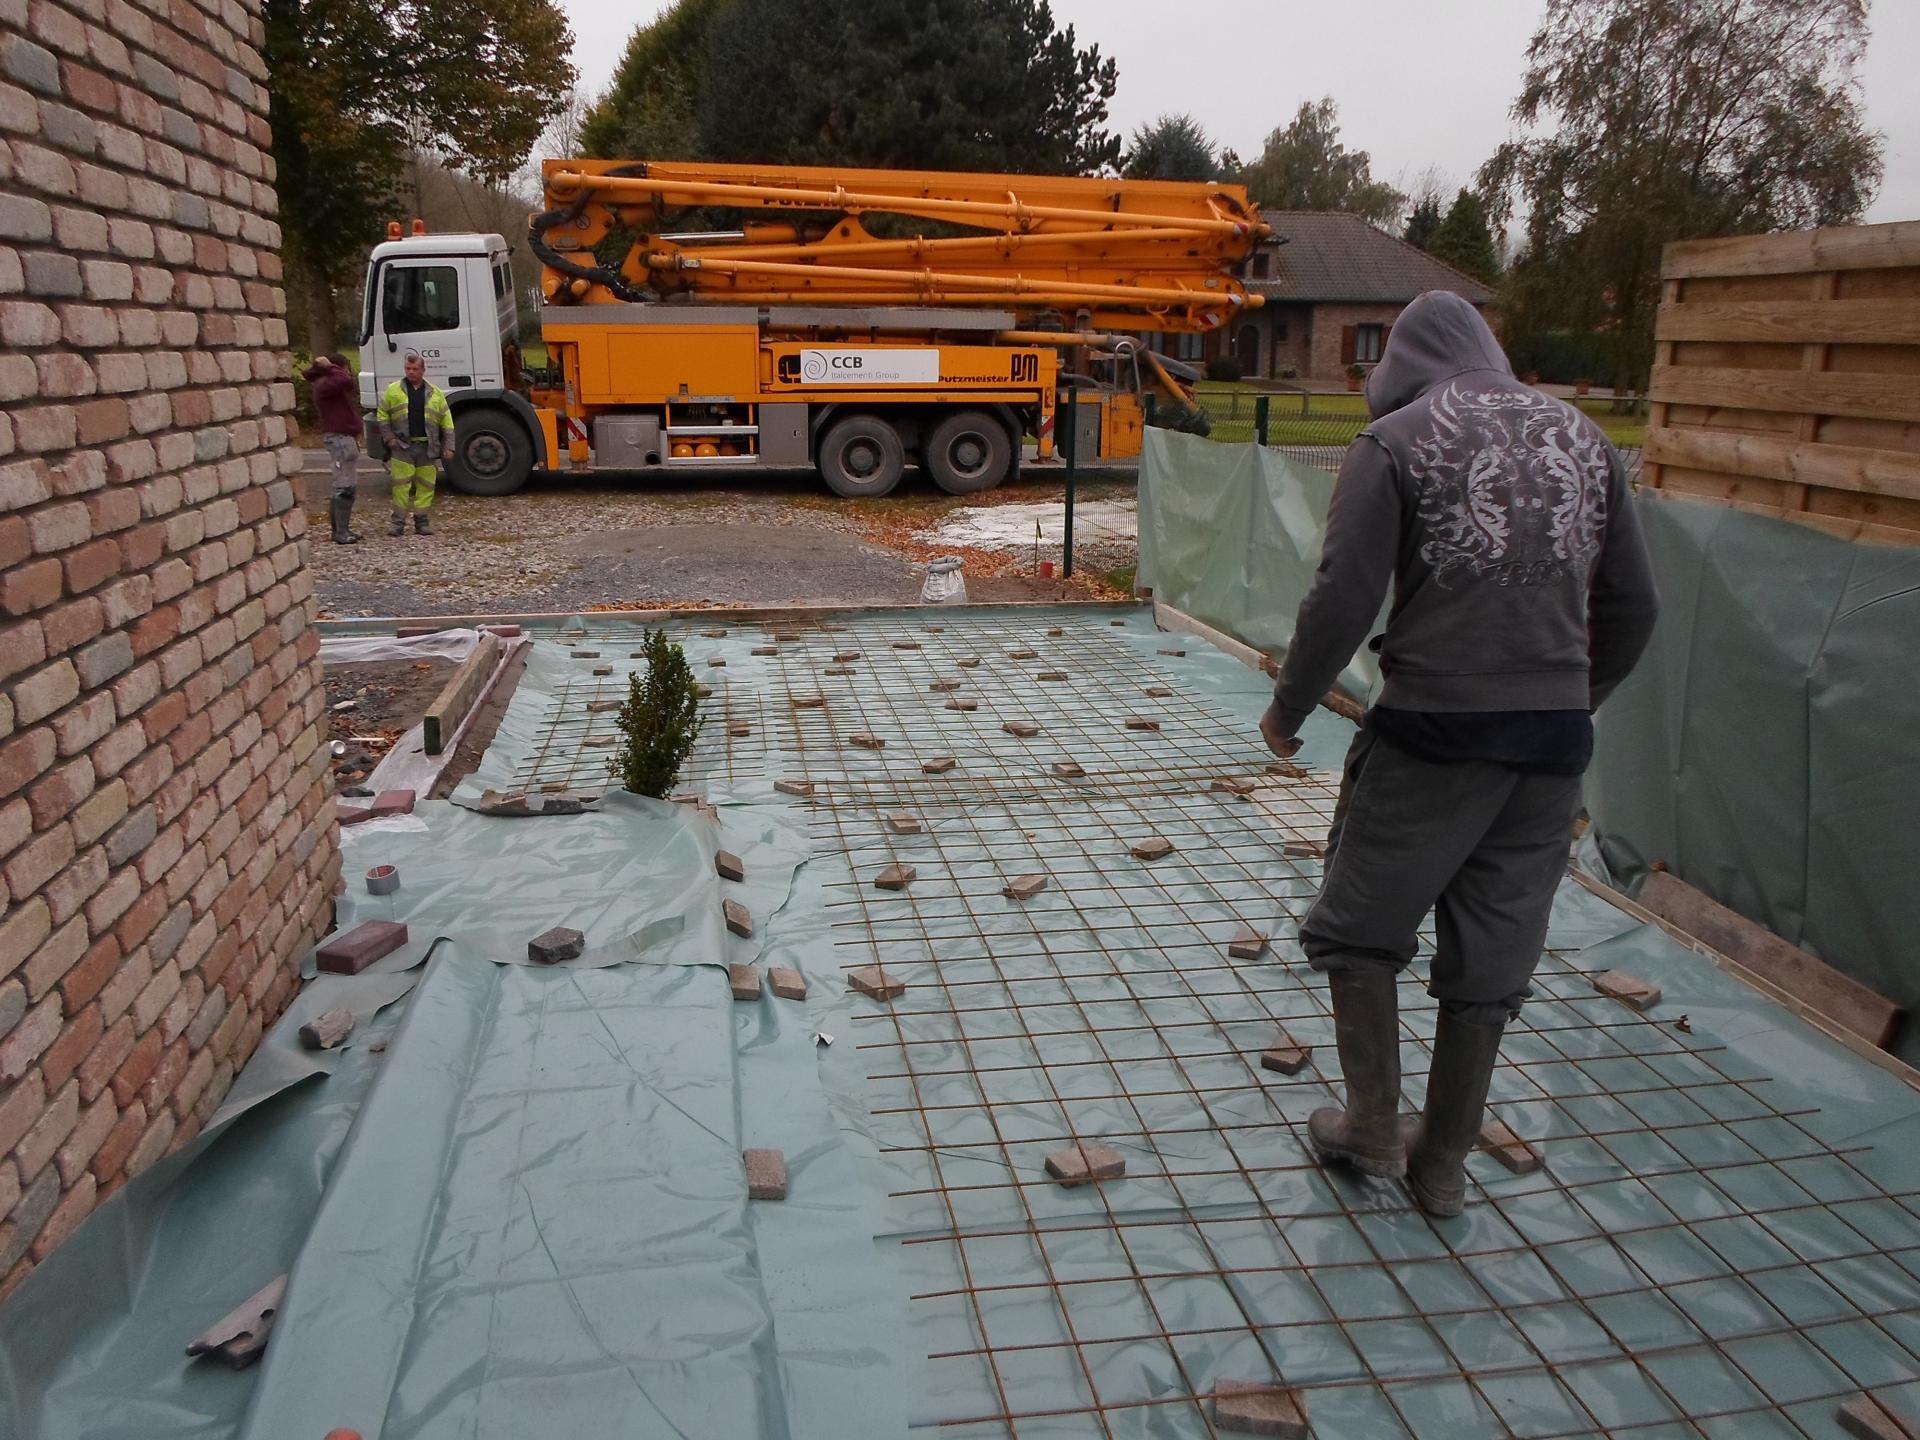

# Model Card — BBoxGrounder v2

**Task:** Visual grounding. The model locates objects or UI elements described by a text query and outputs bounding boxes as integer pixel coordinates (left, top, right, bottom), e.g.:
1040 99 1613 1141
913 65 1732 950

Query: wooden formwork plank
1642 427 1920 501
422 631 502 755
1663 221 1920 280
1649 365 1920 424
1638 871 1904 1051
1655 298 1920 346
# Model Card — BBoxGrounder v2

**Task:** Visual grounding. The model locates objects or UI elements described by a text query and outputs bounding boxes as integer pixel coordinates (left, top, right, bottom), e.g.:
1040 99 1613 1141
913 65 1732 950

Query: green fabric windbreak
1136 427 1383 702
1587 493 1920 1062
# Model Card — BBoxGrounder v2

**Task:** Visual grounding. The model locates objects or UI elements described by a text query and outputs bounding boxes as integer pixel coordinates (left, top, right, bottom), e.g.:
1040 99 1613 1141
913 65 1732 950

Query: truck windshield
383 265 460 334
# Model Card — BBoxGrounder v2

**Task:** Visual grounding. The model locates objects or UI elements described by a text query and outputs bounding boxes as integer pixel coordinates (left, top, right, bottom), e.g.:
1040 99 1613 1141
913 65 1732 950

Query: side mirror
386 337 398 353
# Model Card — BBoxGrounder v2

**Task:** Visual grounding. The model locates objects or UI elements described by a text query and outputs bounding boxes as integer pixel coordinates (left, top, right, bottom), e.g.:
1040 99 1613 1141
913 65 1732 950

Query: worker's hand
1259 704 1302 760
441 445 455 463
311 355 331 371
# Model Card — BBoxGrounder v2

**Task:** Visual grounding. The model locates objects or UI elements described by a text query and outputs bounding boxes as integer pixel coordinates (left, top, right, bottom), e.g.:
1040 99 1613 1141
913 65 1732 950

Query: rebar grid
520 614 1920 1437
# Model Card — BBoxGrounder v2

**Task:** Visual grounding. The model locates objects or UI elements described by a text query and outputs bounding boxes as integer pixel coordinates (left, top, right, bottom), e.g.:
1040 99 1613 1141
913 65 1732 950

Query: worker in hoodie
303 353 364 544
1260 290 1660 1217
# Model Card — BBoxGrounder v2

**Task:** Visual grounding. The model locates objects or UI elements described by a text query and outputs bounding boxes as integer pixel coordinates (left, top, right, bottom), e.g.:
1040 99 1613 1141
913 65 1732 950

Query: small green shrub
609 629 703 798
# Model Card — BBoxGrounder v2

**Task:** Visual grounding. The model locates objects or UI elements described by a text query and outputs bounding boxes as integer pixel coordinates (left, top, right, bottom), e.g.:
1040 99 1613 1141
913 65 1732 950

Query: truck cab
357 230 545 491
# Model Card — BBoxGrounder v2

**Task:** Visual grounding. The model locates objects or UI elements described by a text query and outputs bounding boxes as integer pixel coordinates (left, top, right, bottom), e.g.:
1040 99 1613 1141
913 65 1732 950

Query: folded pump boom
532 159 1267 335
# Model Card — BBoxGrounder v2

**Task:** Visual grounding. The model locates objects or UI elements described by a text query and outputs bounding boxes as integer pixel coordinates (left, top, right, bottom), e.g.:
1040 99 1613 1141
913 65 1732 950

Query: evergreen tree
695 0 1119 173
1123 114 1218 182
1235 97 1402 223
1426 190 1501 282
1402 195 1442 251
579 0 723 159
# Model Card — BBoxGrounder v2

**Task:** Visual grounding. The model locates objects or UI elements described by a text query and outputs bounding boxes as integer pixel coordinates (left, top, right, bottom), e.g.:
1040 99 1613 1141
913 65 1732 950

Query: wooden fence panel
1645 221 1920 536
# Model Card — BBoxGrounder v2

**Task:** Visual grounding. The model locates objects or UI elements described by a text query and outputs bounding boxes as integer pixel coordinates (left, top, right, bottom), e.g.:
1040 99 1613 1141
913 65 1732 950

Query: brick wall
0 0 336 1292
1305 302 1407 382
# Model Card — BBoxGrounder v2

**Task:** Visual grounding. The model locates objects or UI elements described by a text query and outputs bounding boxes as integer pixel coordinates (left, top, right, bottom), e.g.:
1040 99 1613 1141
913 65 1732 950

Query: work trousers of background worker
388 442 437 515
1299 727 1582 1025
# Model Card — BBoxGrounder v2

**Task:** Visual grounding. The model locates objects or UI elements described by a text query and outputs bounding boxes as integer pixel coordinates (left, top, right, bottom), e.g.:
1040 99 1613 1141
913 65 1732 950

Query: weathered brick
14 1078 78 1180
0 996 61 1083
12 658 78 723
0 1166 59 1271
87 1097 142 1179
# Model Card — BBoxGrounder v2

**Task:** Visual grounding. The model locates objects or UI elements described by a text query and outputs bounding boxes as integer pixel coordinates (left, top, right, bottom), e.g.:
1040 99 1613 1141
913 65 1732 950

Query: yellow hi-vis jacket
376 379 455 451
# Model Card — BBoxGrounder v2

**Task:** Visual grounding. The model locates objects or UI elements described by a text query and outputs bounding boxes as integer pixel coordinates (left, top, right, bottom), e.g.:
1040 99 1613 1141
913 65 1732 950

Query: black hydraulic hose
528 163 654 304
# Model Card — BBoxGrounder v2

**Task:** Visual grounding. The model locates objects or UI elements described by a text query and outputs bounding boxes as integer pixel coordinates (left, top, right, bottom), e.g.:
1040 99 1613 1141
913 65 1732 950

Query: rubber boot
413 510 432 537
1401 1009 1507 1217
330 494 360 545
1307 969 1406 1178
389 509 406 538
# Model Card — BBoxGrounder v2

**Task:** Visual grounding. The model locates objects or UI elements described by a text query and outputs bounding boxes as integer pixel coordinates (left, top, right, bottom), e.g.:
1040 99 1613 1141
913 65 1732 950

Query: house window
1173 332 1204 362
1274 318 1288 342
1251 253 1271 279
1355 323 1385 364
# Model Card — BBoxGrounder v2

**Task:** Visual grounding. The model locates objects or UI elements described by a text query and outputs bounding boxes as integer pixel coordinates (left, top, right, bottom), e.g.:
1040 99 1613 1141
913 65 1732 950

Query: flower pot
1575 380 1591 396
1346 377 1362 392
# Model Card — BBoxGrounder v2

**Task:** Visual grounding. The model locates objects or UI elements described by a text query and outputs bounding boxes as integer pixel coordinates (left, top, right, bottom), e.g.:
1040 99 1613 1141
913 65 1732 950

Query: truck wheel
446 406 533 496
925 409 1012 495
818 414 905 498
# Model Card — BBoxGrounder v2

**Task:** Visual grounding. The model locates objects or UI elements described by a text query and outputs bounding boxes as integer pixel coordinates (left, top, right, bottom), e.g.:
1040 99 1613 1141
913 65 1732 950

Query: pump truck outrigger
357 161 1267 499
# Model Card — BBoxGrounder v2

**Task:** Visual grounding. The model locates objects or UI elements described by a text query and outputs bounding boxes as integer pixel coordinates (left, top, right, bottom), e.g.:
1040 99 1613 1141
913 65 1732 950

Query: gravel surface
306 467 1136 617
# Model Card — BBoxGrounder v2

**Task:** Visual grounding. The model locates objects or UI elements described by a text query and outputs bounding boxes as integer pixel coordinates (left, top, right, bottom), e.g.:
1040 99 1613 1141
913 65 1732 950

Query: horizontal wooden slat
1643 426 1920 500
1657 299 1920 345
1649 365 1920 423
1664 220 1920 279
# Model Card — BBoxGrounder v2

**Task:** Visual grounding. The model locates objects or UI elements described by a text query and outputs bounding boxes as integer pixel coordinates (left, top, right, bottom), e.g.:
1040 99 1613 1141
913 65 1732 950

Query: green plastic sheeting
1586 494 1920 1064
1136 428 1383 701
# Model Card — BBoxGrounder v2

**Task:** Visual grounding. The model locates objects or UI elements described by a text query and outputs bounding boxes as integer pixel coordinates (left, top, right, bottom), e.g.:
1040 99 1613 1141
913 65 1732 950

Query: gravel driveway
303 459 1134 617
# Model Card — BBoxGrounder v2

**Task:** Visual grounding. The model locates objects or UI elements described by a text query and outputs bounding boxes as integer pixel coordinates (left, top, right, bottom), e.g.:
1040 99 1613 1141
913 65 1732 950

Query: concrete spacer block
833 650 862 662
1591 969 1662 1011
1212 776 1257 796
922 757 957 774
1159 647 1186 657
370 790 416 817
1046 627 1063 637
769 967 808 1001
1003 720 1040 738
317 921 408 975
743 1147 787 1200
728 720 751 736
1131 836 1176 861
791 695 824 709
702 628 728 638
569 649 599 658
1007 648 1037 660
825 665 855 676
849 966 906 1002
1044 1141 1126 1187
886 812 922 835
1037 670 1067 682
1282 838 1327 860
752 646 779 656
1003 873 1048 901
724 900 754 938
849 732 886 749
1144 685 1173 698
528 926 586 965
775 779 815 797
1213 1379 1309 1438
593 666 613 676
1051 761 1085 779
1228 924 1268 960
298 1007 355 1051
1479 1117 1543 1174
1125 716 1161 732
715 850 746 882
586 699 620 713
873 862 917 891
1837 1395 1920 1440
729 963 761 1000
708 657 726 668
694 684 714 698
930 678 962 691
957 656 981 668
1260 1041 1311 1076
892 640 920 650
944 698 977 711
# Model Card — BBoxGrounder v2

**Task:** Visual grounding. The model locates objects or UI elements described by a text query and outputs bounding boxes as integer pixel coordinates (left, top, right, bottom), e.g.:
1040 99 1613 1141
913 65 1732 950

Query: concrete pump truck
355 160 1268 498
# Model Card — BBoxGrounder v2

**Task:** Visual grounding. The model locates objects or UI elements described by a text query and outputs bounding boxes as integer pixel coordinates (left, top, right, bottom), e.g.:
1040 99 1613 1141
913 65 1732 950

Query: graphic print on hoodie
1269 290 1660 736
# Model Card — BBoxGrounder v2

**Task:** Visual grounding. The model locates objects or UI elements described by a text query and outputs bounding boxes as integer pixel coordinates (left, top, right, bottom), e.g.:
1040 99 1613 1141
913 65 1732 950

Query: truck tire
818 413 905 498
925 409 1012 495
446 405 534 496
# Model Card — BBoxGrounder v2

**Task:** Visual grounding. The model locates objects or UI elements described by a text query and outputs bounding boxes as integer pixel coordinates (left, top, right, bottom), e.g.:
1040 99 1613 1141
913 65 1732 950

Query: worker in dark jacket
304 353 364 545
1260 291 1660 1217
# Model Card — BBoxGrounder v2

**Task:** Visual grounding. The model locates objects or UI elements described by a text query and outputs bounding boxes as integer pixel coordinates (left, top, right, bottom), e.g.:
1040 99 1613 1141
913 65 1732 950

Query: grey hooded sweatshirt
1268 291 1659 741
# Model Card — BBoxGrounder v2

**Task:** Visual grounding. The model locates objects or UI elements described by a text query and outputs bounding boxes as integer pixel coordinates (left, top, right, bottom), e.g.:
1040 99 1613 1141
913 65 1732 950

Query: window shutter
1340 326 1357 365
1381 324 1392 357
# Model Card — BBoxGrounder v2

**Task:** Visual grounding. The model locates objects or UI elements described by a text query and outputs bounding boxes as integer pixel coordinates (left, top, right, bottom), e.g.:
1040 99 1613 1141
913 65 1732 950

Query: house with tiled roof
1181 210 1497 383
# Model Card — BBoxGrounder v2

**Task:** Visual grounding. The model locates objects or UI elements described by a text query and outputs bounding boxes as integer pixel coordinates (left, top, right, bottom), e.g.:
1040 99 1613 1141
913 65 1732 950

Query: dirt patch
324 657 453 790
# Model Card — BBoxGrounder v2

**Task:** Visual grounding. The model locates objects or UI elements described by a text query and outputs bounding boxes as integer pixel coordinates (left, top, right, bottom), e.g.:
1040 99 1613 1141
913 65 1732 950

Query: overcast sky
559 0 1918 226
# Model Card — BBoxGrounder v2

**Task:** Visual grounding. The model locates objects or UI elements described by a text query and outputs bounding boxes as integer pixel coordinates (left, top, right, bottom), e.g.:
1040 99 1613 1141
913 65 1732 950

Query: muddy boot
1401 1009 1507 1217
330 495 361 545
389 509 407 538
1307 969 1406 1178
413 511 432 537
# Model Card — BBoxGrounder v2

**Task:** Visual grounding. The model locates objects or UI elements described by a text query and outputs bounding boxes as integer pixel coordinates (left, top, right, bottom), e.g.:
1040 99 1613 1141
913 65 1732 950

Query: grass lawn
1191 382 1646 449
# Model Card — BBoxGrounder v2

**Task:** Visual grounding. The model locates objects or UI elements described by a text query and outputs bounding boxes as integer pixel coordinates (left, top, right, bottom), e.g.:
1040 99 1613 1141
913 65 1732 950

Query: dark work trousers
1299 727 1582 1025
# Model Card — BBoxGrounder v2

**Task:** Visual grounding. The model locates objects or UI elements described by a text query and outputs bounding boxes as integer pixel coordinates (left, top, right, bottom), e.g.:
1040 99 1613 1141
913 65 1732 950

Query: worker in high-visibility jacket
376 352 456 537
